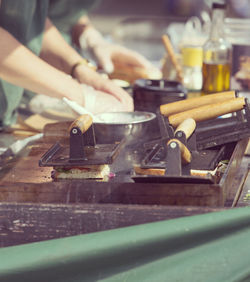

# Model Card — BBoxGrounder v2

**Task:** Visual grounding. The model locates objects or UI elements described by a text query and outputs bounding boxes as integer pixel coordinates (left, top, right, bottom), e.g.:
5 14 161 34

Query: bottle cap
181 46 203 67
212 2 226 10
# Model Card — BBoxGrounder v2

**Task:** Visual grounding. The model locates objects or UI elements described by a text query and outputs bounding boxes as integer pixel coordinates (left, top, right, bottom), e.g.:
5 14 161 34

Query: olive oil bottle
202 2 232 94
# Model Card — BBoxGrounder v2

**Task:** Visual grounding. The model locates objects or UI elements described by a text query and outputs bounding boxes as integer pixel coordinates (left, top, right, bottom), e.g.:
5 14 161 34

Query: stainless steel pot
93 111 156 144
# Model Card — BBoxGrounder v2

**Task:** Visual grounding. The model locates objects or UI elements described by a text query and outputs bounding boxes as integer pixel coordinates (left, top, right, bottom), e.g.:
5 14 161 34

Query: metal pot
93 111 156 144
133 79 187 113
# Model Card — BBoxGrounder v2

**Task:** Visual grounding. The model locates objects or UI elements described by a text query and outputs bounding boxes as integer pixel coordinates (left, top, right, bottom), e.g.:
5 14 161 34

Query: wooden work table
0 128 249 247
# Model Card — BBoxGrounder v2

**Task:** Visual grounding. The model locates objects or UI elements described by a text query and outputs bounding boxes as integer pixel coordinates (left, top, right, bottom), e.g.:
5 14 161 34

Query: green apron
0 0 48 128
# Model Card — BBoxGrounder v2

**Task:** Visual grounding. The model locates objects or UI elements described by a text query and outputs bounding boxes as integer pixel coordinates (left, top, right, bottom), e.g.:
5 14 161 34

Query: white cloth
28 83 125 116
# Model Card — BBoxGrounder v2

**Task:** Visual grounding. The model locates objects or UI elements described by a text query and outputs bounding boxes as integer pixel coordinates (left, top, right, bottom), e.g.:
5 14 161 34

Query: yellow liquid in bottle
202 62 231 93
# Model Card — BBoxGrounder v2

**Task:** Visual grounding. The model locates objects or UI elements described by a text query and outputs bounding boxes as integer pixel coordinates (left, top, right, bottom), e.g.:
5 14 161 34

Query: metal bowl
93 111 156 144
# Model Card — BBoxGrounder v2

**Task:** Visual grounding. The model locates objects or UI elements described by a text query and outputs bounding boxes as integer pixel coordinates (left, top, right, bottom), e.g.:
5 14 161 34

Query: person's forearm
40 18 83 74
0 27 83 104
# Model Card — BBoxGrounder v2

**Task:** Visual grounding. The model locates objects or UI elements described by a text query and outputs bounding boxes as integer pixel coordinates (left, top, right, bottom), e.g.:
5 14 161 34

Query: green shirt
0 0 101 128
48 0 101 43
0 0 48 128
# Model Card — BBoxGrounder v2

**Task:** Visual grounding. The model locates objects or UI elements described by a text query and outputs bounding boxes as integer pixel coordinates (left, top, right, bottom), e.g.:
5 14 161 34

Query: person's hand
82 84 128 114
93 43 156 74
72 62 134 111
79 27 161 76
28 83 128 116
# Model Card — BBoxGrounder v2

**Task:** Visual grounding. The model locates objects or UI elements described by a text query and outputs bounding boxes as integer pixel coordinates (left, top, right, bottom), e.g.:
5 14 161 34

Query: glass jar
181 46 203 91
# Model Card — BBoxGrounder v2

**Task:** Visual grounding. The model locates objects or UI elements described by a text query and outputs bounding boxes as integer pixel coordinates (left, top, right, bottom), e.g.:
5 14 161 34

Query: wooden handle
69 114 93 134
175 118 196 139
160 90 236 117
162 34 183 82
167 139 191 164
169 97 245 127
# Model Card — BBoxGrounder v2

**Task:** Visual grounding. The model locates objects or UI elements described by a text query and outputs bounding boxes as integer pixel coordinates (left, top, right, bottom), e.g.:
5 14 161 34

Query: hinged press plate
39 141 123 167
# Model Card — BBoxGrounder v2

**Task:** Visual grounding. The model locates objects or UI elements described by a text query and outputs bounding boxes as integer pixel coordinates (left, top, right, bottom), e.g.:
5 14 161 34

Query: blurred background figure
163 0 207 17
228 0 250 18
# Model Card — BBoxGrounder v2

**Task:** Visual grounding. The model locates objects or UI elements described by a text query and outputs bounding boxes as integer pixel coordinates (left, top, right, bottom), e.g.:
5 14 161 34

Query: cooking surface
0 135 152 184
0 131 248 203
0 130 249 248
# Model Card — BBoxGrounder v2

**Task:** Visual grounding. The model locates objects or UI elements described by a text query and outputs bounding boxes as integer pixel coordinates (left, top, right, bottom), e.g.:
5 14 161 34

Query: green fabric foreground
1 207 250 282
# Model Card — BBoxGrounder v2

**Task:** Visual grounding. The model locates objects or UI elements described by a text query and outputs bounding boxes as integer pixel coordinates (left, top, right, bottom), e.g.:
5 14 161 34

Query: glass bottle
202 2 232 94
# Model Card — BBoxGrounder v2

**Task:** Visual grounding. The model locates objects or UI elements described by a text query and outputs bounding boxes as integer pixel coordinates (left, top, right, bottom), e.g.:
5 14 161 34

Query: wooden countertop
0 129 249 248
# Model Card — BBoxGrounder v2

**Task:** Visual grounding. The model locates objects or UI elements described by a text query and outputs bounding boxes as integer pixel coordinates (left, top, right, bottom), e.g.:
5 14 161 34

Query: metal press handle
69 114 93 134
166 118 195 164
174 118 196 140
167 138 192 164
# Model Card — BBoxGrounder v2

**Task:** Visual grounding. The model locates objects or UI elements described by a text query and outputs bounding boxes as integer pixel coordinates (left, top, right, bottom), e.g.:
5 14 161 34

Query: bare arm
41 18 133 110
0 26 84 105
0 18 133 111
40 18 83 74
